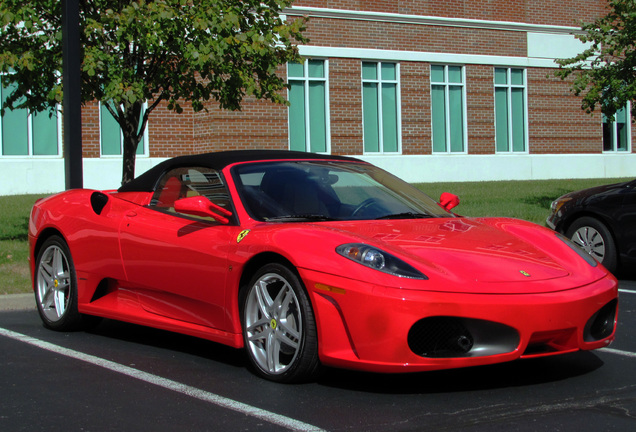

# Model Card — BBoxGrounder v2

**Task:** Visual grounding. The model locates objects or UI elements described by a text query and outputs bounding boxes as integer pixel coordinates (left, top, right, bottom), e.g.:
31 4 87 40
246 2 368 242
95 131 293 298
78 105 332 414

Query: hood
328 218 568 282
564 180 634 202
248 217 606 294
273 216 608 294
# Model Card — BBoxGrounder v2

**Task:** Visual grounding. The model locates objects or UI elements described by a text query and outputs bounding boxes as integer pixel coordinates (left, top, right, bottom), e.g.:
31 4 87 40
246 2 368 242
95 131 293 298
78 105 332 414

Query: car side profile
30 150 618 382
547 179 636 274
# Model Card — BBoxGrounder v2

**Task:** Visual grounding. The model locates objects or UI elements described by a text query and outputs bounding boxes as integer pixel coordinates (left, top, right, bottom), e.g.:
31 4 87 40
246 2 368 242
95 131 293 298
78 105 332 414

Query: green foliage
0 0 307 183
556 0 636 120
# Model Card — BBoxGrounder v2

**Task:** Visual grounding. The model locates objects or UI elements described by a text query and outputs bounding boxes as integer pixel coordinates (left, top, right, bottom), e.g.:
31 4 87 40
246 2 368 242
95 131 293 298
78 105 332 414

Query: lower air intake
408 316 519 358
584 299 618 342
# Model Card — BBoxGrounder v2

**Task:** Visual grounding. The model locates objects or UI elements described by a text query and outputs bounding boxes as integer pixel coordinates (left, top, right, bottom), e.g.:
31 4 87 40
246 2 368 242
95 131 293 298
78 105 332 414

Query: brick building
2 0 635 195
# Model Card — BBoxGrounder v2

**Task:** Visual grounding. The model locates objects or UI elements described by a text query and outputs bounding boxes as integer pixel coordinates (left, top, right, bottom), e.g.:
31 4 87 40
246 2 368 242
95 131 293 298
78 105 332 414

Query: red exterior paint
28 154 618 374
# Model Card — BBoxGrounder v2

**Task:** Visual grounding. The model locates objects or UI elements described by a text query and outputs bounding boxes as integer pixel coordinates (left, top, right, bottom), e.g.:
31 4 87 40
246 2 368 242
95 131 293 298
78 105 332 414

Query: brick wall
149 100 196 157
192 99 289 154
81 103 100 158
401 62 431 155
302 19 527 57
527 70 603 154
294 0 608 26
77 0 624 159
465 65 495 155
328 58 363 155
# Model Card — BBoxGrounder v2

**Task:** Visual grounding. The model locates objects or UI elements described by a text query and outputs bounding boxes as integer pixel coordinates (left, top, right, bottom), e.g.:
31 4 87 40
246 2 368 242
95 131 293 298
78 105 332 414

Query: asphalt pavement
1 280 635 431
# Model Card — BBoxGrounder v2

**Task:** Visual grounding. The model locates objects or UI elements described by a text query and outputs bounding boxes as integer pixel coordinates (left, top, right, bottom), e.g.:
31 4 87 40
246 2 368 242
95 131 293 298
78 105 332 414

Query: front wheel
240 263 320 383
566 216 618 273
34 235 92 331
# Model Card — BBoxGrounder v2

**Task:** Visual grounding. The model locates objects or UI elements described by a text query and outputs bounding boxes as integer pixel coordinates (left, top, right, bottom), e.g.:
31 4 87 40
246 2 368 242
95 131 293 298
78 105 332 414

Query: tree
556 0 636 121
0 0 306 184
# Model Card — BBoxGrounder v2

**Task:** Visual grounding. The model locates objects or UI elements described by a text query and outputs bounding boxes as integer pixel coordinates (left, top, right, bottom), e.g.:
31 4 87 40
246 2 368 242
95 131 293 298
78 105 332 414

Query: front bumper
302 269 618 373
546 212 560 231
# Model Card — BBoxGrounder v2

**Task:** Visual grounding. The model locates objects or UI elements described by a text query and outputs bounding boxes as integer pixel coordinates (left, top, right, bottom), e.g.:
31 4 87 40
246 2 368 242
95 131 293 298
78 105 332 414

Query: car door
615 180 636 260
119 166 235 330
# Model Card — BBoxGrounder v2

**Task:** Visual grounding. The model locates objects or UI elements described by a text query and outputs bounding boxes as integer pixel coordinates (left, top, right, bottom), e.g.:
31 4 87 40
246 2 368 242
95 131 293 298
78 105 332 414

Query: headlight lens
550 196 572 213
555 233 598 267
336 243 428 279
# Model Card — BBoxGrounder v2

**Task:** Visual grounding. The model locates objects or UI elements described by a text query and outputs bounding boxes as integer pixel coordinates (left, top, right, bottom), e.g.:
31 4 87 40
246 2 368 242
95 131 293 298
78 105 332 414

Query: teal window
287 60 328 153
362 62 400 153
494 68 527 153
100 101 147 156
431 65 466 153
1 76 60 156
603 105 630 152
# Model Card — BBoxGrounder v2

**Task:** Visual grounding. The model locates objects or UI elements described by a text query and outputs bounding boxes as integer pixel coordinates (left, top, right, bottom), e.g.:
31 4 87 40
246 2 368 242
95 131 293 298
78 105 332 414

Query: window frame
99 101 149 158
494 67 529 154
0 74 62 158
602 103 631 153
286 59 331 154
361 61 402 155
148 166 234 224
430 64 468 154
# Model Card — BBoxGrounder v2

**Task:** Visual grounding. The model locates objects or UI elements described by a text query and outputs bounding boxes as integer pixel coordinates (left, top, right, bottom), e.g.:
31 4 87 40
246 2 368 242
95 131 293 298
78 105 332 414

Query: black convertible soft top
118 150 361 192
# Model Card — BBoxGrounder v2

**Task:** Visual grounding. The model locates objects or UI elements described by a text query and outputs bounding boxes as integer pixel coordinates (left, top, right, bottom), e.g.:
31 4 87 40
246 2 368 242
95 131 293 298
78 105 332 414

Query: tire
566 216 618 273
34 235 91 331
240 263 320 383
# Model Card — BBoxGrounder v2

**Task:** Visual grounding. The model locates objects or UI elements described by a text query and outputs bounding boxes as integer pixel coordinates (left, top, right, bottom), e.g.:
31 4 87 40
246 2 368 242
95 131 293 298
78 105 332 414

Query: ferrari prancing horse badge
237 229 250 243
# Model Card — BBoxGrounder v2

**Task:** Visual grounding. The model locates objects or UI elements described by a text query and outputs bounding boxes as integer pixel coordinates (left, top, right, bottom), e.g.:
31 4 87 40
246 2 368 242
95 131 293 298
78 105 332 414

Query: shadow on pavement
84 317 604 394
316 351 605 394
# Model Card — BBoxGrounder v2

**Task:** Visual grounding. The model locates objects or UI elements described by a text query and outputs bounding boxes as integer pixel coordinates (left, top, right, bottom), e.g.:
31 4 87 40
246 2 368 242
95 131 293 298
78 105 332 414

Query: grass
0 194 49 295
417 178 630 226
0 177 630 295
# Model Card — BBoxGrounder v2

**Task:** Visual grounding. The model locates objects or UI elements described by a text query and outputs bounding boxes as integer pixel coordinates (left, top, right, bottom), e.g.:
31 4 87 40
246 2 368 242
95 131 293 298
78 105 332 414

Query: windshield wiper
265 214 338 222
375 212 432 220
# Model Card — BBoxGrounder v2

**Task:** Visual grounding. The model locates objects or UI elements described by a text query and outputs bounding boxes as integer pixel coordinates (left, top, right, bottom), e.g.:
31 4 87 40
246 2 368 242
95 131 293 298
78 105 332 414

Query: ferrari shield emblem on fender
520 270 531 277
236 229 250 243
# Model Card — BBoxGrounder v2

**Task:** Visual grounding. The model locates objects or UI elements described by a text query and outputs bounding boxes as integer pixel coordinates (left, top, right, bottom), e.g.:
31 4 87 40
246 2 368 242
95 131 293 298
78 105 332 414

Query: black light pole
62 0 83 189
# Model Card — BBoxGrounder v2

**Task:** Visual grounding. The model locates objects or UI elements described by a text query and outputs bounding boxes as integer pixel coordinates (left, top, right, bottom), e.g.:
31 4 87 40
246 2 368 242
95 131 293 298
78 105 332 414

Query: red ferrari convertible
29 150 618 382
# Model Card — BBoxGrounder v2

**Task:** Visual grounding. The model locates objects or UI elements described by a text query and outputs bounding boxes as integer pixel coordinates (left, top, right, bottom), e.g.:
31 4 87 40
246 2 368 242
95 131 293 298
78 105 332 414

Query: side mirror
439 192 460 211
174 196 233 224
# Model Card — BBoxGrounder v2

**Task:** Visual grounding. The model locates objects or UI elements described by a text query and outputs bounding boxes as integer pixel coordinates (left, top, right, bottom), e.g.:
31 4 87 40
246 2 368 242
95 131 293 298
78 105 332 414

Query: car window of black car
148 166 233 223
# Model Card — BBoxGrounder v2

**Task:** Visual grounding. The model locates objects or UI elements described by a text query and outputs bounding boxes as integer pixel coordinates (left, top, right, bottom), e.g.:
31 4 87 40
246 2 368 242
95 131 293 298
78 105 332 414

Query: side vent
584 299 618 342
90 192 109 215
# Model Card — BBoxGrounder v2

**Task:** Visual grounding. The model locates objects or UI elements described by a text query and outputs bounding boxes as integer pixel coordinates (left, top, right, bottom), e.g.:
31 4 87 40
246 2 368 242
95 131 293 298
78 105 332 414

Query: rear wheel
566 216 618 273
34 236 90 331
241 263 320 383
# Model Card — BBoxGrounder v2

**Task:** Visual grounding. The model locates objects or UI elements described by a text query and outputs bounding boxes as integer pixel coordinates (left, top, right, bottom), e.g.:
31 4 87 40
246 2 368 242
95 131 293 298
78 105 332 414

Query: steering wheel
351 198 379 218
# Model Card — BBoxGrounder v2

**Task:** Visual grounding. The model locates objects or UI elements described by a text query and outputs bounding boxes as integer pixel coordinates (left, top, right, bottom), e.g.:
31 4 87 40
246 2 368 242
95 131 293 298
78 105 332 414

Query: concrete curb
0 294 35 311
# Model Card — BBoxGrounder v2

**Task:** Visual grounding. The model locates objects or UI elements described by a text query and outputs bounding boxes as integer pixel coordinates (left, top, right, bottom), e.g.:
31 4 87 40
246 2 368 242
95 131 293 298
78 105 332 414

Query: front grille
408 316 519 358
408 317 474 358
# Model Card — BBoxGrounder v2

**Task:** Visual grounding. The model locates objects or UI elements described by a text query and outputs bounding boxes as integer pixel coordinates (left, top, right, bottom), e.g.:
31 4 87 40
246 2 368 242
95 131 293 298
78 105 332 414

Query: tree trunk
120 102 144 185
121 134 138 185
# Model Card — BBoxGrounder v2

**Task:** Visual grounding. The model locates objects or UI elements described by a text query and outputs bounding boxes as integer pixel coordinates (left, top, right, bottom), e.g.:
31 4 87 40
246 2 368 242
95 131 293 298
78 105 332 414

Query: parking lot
1 280 635 432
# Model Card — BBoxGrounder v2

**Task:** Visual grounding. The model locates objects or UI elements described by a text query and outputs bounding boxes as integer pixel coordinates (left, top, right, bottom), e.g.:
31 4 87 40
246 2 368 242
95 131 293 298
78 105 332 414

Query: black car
547 179 636 274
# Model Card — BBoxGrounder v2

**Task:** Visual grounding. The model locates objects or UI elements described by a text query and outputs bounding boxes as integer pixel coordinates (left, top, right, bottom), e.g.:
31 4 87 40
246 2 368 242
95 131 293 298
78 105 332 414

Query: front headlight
550 196 572 213
336 243 428 279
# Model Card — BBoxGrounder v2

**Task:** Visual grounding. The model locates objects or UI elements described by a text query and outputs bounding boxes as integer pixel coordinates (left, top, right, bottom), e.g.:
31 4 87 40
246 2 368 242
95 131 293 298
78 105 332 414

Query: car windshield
232 161 453 221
